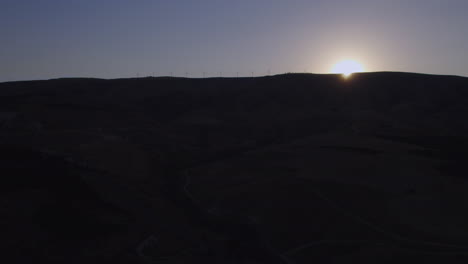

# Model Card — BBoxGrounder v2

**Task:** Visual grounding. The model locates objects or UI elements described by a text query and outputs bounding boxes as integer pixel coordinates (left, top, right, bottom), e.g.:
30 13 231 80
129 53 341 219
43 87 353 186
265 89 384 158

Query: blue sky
2 0 468 81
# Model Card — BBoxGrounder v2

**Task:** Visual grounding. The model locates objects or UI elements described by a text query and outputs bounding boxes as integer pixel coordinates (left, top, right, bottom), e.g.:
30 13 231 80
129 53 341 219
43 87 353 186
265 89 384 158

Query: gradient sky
2 0 468 82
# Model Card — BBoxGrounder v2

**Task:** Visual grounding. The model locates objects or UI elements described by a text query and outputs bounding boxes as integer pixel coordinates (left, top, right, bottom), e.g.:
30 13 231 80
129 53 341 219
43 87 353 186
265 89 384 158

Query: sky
2 0 468 82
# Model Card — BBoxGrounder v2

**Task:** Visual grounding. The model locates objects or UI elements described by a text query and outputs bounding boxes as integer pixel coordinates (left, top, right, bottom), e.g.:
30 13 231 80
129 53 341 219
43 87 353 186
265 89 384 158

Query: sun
331 60 365 78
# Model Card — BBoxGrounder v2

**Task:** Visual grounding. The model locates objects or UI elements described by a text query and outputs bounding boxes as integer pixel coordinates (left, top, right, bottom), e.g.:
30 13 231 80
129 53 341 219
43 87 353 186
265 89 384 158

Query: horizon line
2 71 468 84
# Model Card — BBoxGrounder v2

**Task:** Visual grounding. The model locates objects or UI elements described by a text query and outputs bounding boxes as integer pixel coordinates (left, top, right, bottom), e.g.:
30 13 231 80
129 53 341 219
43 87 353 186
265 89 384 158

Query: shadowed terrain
2 72 468 263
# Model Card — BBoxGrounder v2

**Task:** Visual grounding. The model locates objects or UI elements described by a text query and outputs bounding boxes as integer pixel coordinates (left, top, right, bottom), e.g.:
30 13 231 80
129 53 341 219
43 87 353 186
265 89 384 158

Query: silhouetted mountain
1 72 468 263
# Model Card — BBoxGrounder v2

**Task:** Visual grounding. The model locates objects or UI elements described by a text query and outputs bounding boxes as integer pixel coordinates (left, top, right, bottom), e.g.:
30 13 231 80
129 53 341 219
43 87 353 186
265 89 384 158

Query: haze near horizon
2 0 468 82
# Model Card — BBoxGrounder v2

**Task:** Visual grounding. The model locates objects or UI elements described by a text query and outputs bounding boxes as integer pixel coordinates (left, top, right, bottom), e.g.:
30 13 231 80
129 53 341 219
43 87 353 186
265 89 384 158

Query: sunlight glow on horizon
331 60 365 78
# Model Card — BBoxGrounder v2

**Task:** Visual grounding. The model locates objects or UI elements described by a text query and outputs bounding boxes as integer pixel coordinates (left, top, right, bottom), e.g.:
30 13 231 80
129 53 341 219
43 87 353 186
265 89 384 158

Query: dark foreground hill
1 72 468 263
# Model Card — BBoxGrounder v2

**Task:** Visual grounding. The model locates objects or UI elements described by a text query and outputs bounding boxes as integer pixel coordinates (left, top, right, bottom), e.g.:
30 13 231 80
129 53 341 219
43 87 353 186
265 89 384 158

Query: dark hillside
1 72 468 263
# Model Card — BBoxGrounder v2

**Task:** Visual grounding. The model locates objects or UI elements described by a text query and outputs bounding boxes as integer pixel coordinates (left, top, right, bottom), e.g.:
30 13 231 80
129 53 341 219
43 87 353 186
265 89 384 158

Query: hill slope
1 72 468 263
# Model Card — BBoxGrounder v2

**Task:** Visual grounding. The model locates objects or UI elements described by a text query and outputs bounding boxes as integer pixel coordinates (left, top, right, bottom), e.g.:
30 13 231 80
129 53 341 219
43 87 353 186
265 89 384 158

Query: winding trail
162 168 294 263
